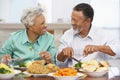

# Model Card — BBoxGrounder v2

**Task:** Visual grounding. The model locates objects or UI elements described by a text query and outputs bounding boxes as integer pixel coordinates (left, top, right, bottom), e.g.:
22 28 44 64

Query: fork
71 56 85 62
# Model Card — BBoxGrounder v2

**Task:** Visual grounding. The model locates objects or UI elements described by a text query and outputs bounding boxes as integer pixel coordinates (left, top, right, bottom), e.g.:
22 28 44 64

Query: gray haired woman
0 6 56 65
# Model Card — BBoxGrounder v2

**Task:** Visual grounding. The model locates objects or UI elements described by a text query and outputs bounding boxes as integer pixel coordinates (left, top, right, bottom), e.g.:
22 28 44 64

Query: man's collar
86 26 95 40
72 26 95 40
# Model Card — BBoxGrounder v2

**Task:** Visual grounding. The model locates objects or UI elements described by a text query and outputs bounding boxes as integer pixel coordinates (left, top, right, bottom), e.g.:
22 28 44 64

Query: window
90 0 120 39
90 0 119 28
0 0 52 23
37 0 52 23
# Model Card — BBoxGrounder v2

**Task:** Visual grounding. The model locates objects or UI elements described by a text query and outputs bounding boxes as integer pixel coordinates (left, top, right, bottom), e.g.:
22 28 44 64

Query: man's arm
83 45 115 56
97 46 115 56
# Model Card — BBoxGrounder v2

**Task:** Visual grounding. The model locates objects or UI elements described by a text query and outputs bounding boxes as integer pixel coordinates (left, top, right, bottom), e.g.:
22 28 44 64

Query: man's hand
57 47 74 62
40 51 52 63
61 47 74 57
84 45 98 56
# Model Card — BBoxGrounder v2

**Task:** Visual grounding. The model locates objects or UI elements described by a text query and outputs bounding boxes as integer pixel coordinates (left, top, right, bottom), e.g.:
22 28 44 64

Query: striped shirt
57 27 120 67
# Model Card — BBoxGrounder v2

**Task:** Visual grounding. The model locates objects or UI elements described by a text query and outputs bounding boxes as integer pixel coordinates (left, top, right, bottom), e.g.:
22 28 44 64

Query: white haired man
0 6 56 65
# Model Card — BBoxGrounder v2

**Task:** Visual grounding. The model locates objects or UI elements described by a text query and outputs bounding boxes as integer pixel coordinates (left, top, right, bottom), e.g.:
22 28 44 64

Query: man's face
30 15 47 35
71 11 87 33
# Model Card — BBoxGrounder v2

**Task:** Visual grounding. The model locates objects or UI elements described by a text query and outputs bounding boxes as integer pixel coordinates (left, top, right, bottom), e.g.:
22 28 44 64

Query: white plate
0 70 21 79
14 65 27 71
48 73 85 80
23 71 48 77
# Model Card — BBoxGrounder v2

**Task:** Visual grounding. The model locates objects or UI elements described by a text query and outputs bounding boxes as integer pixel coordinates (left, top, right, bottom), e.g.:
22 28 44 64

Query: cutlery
71 57 80 62
71 56 85 62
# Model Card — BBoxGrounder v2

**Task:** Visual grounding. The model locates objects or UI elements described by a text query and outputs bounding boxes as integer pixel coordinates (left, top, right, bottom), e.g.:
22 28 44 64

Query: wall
0 0 37 23
52 0 90 23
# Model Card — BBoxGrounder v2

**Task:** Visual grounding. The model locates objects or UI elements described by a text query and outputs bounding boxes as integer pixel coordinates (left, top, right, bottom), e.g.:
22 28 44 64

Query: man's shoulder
60 28 73 42
63 28 73 36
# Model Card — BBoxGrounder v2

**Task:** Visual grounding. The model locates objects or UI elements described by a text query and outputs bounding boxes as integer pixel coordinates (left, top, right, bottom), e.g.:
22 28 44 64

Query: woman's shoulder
9 29 25 40
41 31 54 40
10 29 25 36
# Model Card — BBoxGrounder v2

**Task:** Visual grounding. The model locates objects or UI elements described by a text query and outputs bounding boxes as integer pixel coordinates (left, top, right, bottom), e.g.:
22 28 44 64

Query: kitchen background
0 0 120 68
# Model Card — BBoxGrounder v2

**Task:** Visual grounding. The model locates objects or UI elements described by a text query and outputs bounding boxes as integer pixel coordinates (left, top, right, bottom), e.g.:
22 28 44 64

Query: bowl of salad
0 63 20 79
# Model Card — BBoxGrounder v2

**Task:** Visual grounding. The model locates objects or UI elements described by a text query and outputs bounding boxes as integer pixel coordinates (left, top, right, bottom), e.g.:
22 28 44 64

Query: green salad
0 68 11 74
19 62 26 67
74 62 82 69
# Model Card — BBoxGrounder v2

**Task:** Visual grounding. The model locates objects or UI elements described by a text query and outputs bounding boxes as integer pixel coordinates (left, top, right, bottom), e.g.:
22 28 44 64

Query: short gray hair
21 6 44 27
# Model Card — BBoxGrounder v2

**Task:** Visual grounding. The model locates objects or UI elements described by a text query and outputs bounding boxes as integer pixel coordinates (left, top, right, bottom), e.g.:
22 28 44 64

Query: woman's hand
0 54 11 65
40 51 52 63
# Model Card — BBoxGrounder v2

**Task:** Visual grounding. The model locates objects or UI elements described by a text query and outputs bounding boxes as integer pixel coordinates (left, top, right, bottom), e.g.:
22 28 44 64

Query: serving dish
48 72 85 80
0 70 21 79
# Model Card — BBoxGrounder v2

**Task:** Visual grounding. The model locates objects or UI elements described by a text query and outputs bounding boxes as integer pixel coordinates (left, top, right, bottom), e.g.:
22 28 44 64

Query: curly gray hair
21 6 44 27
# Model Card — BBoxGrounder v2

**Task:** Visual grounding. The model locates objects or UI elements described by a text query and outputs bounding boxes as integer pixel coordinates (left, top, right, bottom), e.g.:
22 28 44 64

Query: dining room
0 0 120 80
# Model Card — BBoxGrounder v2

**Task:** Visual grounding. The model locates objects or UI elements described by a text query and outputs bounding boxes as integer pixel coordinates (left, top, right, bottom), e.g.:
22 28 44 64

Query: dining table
4 67 120 80
11 75 120 80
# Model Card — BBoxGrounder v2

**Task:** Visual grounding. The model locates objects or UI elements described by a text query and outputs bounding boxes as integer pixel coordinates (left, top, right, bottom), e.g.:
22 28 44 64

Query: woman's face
29 14 47 35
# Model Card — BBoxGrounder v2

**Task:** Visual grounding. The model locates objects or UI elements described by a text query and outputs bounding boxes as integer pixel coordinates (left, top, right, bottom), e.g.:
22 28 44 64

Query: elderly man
0 6 56 65
57 3 120 67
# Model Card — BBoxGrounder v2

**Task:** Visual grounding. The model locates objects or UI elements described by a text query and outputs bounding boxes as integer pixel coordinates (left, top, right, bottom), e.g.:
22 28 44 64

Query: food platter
0 70 21 79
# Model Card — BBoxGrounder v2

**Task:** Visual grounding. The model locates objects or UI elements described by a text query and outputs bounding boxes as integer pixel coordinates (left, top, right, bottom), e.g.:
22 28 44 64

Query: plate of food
0 63 21 79
24 60 59 77
14 61 32 71
48 67 86 80
77 59 110 77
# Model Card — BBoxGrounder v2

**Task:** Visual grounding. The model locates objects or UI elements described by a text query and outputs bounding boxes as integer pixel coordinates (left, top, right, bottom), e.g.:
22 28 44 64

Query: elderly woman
0 6 56 65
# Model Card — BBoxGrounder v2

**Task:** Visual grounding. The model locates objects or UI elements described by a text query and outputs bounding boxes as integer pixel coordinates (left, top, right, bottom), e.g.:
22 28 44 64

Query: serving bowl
81 70 108 77
48 72 84 80
86 71 108 77
0 70 20 79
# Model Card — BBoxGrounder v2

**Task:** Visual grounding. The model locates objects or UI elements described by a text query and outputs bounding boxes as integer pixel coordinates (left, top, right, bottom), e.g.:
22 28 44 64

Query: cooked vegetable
26 62 32 68
53 68 77 76
81 59 109 72
74 62 82 69
19 62 26 67
0 68 11 74
0 63 14 74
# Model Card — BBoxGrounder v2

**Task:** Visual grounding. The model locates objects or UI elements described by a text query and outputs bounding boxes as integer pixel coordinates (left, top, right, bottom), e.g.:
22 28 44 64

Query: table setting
0 57 120 80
